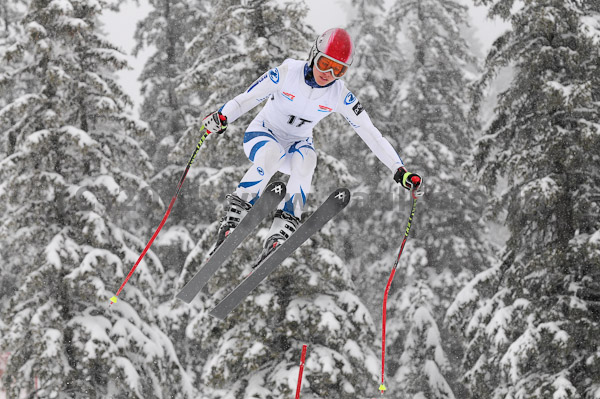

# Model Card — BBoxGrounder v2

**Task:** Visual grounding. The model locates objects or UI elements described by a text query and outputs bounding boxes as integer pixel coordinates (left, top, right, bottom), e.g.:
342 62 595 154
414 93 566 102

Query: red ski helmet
308 28 354 78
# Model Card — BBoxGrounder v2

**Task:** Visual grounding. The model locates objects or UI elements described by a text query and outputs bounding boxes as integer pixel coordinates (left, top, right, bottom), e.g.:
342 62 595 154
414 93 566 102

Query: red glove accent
202 111 228 134
394 167 422 190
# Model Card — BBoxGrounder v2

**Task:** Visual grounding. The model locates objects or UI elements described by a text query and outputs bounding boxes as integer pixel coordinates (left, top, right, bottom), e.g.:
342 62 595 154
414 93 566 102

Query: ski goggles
314 52 350 78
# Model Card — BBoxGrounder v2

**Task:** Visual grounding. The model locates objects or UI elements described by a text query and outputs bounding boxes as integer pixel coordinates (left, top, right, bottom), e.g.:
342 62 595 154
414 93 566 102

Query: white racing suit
220 59 404 218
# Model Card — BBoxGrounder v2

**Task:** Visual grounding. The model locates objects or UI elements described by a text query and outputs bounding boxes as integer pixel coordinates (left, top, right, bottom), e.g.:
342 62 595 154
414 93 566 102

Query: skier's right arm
220 63 288 123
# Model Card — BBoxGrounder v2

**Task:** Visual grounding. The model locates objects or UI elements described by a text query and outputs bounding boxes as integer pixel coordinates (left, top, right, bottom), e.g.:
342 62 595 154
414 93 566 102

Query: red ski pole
296 345 308 399
380 189 419 394
110 130 210 305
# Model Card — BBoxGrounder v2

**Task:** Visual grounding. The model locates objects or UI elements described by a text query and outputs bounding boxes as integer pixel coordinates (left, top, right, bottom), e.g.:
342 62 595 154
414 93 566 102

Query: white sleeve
219 63 288 123
336 87 404 173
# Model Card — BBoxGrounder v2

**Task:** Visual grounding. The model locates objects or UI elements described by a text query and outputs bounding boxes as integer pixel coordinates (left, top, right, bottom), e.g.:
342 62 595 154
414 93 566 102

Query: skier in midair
202 28 422 263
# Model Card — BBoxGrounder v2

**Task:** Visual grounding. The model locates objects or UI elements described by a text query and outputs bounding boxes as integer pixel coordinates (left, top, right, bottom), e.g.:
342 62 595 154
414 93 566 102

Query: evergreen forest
1 0 599 398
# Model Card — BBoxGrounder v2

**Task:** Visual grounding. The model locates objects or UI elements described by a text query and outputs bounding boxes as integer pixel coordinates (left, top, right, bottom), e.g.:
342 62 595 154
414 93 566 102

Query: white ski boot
254 209 301 267
211 194 252 254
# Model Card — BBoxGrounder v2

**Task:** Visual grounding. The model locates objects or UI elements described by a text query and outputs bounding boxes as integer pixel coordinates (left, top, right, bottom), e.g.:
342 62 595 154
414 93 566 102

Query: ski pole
295 345 308 399
110 129 210 305
379 188 420 394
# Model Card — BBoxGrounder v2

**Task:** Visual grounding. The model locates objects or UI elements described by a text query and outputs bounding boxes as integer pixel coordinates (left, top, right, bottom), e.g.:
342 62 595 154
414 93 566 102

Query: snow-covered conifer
0 0 28 312
171 2 383 398
394 283 455 399
447 0 600 397
132 0 213 374
339 0 409 312
0 0 194 396
376 0 492 396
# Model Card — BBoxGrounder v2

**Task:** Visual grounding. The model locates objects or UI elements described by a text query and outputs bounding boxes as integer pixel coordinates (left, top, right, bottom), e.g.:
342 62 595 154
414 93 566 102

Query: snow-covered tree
135 0 202 159
133 0 206 233
372 0 493 397
0 1 25 45
395 282 455 399
198 219 380 399
340 0 408 278
169 1 384 398
132 0 211 374
447 0 600 397
0 0 194 397
169 0 317 390
0 0 31 151
0 0 28 313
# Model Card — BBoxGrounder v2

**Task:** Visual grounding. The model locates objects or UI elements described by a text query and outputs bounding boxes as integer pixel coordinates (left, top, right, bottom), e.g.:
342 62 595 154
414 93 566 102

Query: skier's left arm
337 90 422 190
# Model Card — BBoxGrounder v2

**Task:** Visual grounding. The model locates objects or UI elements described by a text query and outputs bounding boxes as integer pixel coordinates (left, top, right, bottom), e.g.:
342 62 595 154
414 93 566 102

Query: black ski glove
394 167 422 190
202 110 228 135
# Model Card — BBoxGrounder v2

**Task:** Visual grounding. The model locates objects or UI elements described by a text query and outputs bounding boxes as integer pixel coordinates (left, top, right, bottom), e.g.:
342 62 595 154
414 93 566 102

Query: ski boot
210 193 252 255
254 209 301 267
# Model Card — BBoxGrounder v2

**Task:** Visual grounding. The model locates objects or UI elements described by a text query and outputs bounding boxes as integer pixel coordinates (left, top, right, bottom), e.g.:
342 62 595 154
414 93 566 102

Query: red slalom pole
110 130 209 305
295 345 308 399
380 189 419 394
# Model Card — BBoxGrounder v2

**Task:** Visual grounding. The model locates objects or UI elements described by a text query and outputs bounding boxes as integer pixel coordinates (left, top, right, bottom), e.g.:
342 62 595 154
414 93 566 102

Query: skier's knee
291 149 317 176
253 141 285 173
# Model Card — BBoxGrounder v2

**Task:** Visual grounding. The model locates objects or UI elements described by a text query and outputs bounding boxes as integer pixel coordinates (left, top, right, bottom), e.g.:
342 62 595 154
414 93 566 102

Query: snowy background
101 0 509 114
1 0 599 398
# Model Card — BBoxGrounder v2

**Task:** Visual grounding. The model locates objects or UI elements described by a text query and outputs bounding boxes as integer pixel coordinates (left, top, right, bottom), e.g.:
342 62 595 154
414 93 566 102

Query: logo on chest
282 92 295 101
318 105 333 113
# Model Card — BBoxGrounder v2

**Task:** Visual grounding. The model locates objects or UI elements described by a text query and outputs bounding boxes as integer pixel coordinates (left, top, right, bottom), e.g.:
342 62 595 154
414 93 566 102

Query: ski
209 187 351 320
176 181 286 303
